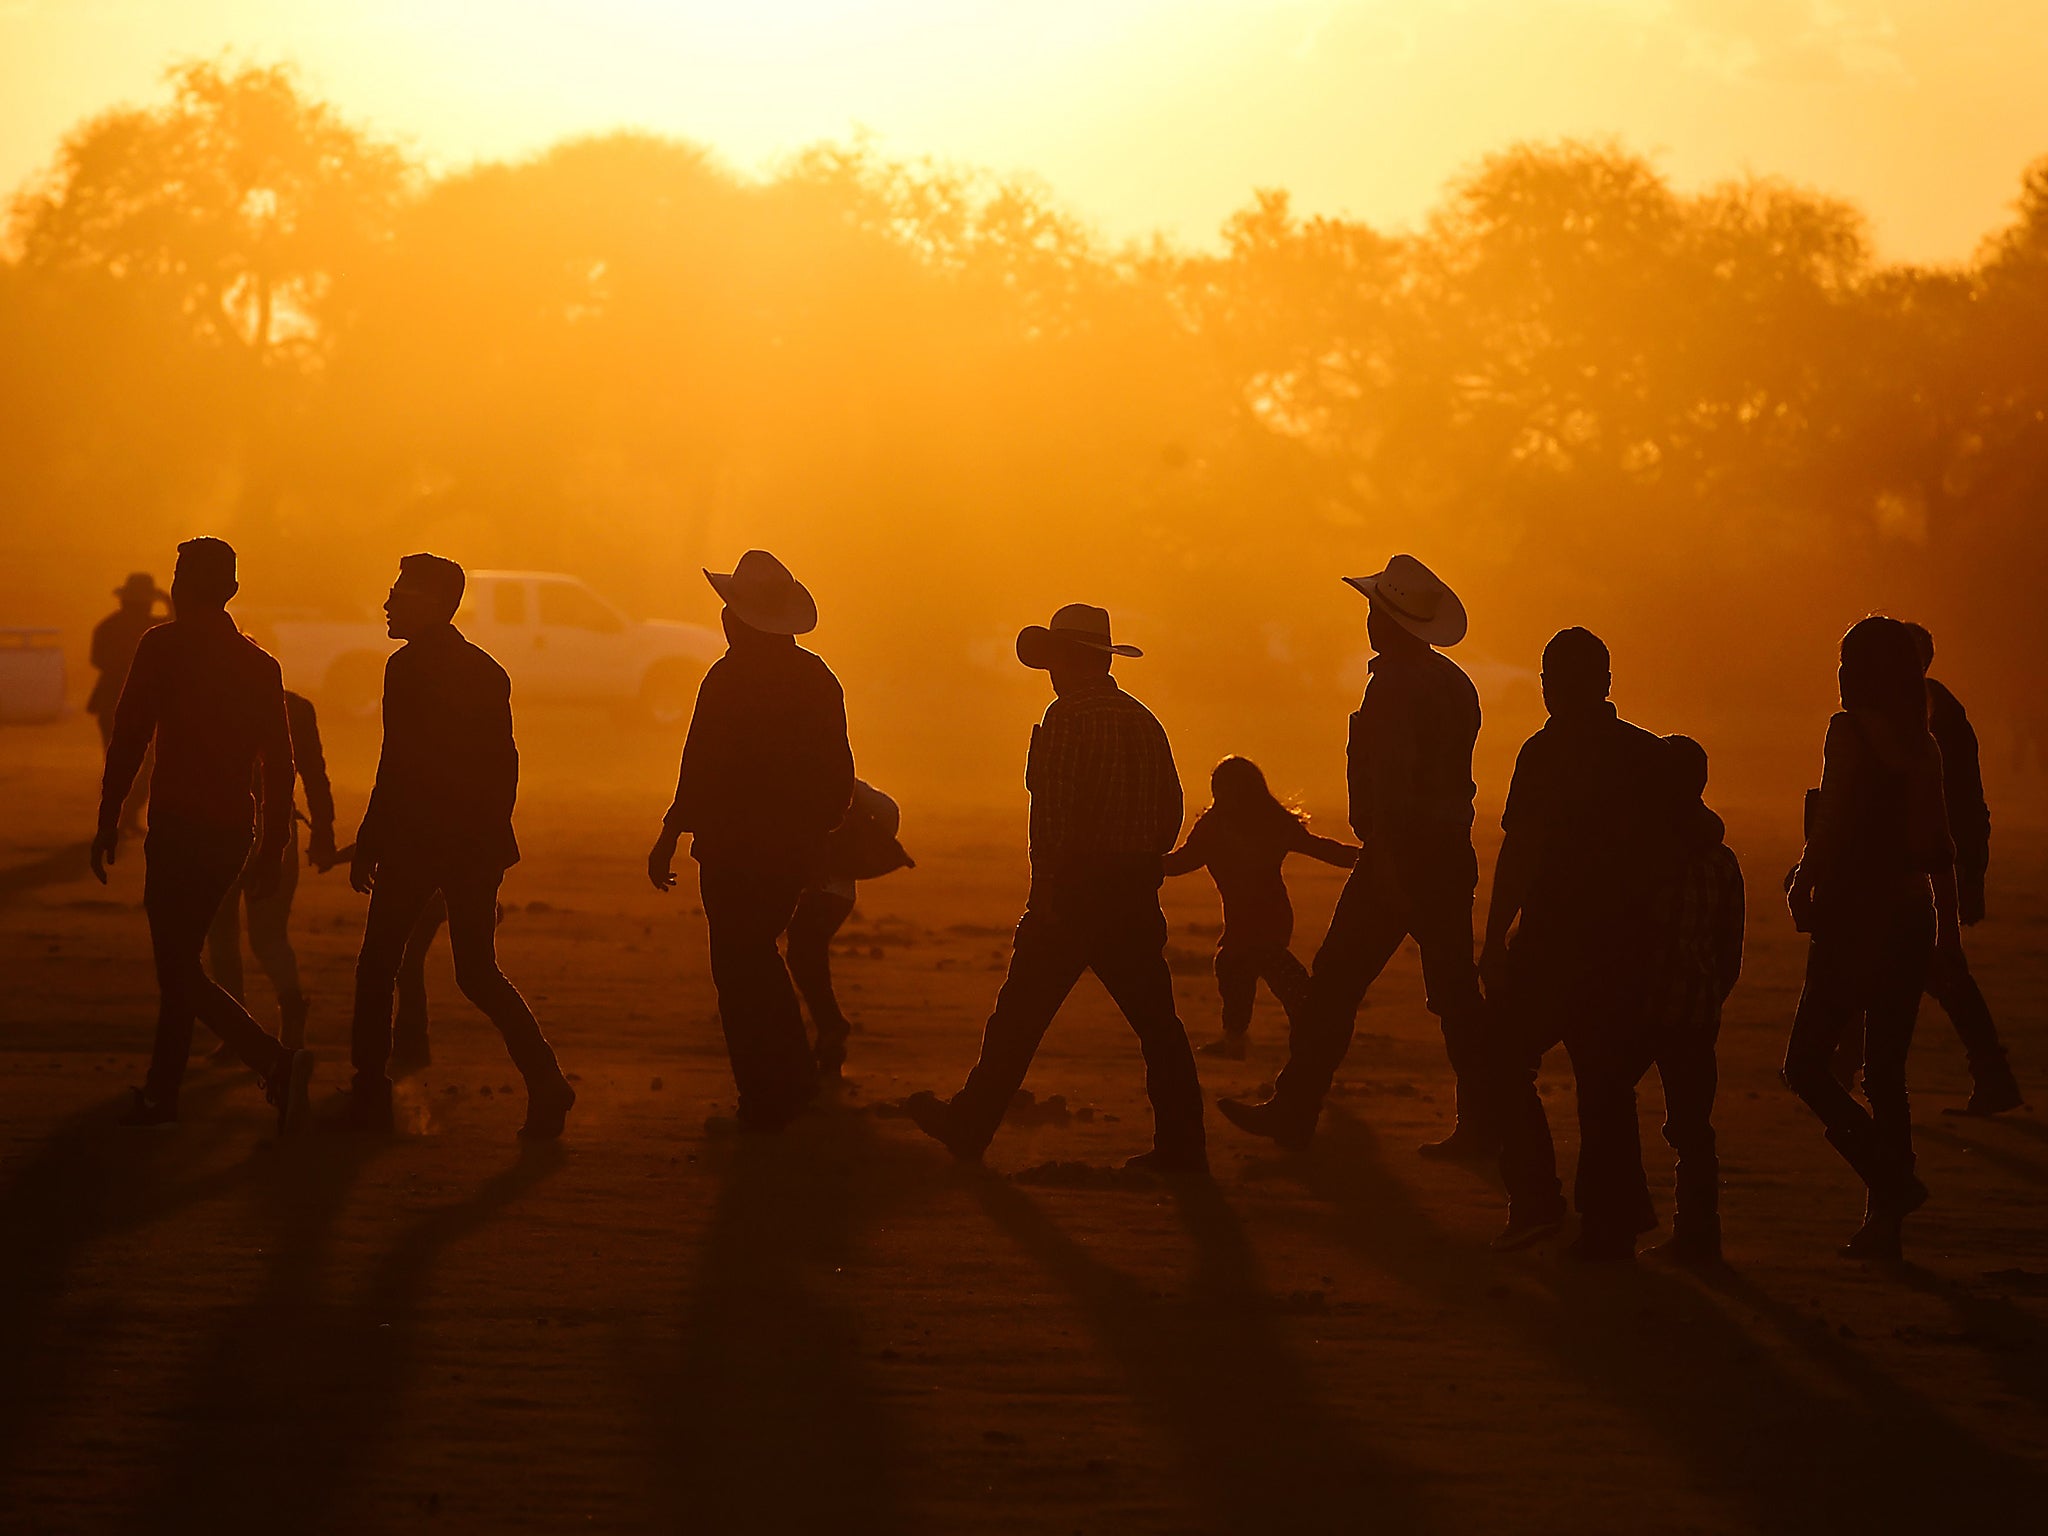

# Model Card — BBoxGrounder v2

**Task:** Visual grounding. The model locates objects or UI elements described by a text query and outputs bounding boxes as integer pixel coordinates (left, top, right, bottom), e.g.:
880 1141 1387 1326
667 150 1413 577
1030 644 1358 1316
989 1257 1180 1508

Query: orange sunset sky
3 0 2046 261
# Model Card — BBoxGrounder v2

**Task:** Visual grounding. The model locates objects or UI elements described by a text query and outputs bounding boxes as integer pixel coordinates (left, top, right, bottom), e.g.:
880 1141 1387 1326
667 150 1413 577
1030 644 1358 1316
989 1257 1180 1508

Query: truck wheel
637 660 702 729
324 652 386 721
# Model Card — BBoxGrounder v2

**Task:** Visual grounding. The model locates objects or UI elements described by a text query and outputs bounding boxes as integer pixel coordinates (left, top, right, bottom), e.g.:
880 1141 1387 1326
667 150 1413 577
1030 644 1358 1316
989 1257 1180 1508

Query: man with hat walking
903 604 1205 1174
1220 555 1492 1156
648 550 855 1132
337 553 576 1139
90 572 170 832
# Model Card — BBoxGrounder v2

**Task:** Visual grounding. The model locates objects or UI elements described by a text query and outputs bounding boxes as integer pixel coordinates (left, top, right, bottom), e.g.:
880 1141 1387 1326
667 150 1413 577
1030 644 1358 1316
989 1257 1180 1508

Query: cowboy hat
1343 554 1467 646
704 549 817 636
114 572 167 602
1016 603 1143 669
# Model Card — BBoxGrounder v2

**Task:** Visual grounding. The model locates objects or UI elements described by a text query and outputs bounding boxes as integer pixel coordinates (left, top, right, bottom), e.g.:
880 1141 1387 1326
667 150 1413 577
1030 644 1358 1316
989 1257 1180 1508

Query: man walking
1219 555 1492 1156
1485 628 1671 1258
903 604 1205 1174
206 688 339 1051
90 538 314 1131
336 554 574 1139
89 571 168 832
647 550 854 1132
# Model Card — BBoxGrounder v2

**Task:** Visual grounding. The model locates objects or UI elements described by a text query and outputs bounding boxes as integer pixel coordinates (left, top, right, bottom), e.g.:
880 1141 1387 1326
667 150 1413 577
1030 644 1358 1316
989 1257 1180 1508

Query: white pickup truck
267 571 721 726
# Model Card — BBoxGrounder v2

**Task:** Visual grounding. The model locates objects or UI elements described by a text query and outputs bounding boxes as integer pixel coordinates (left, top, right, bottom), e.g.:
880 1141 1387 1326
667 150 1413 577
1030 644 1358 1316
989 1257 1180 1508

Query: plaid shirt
1026 679 1182 875
1651 838 1745 1035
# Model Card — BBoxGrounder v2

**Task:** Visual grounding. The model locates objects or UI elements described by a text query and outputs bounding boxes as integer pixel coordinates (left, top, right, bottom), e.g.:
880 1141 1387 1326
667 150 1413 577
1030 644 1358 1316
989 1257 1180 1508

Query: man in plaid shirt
1649 734 1745 1265
907 604 1205 1173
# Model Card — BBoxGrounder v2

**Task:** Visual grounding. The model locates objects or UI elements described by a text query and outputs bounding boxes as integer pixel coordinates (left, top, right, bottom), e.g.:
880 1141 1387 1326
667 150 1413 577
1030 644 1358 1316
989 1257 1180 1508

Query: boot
1841 1193 1903 1261
1217 1092 1317 1151
278 989 310 1052
1961 1057 2023 1117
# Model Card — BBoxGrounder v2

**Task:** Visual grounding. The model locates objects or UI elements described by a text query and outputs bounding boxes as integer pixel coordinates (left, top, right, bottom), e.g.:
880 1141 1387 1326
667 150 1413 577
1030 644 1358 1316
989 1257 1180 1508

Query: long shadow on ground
631 1108 921 1536
136 1137 562 1534
971 1170 1438 1535
1290 1107 2047 1531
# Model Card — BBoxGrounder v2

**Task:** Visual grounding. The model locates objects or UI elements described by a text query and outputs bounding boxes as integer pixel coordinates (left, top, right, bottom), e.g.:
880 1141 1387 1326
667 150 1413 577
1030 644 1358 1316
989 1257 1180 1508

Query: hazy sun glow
5 0 2048 260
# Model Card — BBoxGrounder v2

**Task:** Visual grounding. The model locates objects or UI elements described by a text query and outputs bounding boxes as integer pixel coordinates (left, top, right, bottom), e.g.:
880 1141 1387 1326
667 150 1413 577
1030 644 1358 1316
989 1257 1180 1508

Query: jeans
949 865 1204 1162
143 815 287 1103
787 888 856 1070
1656 1010 1721 1237
1214 941 1311 1037
1273 838 1491 1133
1784 891 1933 1210
350 856 563 1095
206 827 302 1005
699 859 818 1126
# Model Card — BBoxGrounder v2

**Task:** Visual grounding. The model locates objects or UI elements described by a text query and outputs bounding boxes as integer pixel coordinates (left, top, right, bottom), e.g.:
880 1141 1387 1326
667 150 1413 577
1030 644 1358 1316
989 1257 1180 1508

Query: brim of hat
705 569 818 636
1015 627 1142 669
1343 573 1468 646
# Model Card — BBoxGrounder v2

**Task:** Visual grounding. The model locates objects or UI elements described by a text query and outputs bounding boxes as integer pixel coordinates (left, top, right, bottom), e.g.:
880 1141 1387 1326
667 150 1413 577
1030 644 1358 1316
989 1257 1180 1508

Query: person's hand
89 825 118 885
350 845 377 895
1786 869 1818 934
1936 921 1965 970
245 845 285 900
1960 873 1987 928
1479 940 1509 998
308 826 339 873
647 829 680 893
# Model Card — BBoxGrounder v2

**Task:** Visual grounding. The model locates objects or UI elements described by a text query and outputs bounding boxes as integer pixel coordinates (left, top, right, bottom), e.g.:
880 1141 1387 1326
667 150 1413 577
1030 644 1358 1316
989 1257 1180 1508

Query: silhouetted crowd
89 538 2025 1265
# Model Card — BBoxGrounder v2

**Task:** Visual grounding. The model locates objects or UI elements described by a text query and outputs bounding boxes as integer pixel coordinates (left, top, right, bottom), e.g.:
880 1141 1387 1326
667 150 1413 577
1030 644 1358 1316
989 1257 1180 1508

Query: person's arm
1151 716 1184 856
1344 704 1372 843
1787 715 1855 931
1480 739 1545 984
1937 688 1990 922
483 666 519 841
351 654 403 893
244 665 294 896
1289 819 1362 868
289 694 339 867
1161 813 1208 877
808 674 856 840
1713 852 1746 1002
90 631 163 880
650 665 723 891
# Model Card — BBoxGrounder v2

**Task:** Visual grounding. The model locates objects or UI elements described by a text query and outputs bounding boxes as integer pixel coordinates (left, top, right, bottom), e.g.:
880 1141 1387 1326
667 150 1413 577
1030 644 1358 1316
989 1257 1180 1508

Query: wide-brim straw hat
1342 554 1467 646
705 549 817 636
115 572 167 602
1016 603 1143 669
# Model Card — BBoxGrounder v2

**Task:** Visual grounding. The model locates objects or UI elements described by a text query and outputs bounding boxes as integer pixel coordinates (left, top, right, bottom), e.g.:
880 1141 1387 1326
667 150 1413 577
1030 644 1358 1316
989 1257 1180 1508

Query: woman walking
1783 616 1961 1260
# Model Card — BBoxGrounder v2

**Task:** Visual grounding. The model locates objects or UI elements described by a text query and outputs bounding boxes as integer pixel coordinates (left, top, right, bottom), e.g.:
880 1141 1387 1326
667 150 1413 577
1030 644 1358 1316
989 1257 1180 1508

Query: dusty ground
3 719 2046 1535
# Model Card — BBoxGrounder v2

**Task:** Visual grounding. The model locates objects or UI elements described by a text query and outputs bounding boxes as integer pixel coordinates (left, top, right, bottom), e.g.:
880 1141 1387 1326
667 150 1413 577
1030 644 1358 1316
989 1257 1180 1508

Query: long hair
1839 615 1930 737
1208 756 1307 831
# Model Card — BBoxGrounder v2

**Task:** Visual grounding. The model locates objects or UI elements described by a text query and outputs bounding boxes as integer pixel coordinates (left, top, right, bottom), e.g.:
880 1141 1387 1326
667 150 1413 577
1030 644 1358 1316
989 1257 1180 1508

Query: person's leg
786 888 856 1074
1259 946 1313 1027
1212 942 1259 1045
204 875 248 1006
244 836 306 1043
1411 846 1496 1148
700 861 813 1127
1860 906 1932 1211
1783 928 1892 1192
349 860 442 1101
443 865 570 1098
1265 864 1409 1125
1090 891 1206 1168
1492 950 1567 1238
945 905 1090 1156
1657 1014 1722 1257
1926 945 2021 1108
1564 1018 1656 1256
393 891 448 1070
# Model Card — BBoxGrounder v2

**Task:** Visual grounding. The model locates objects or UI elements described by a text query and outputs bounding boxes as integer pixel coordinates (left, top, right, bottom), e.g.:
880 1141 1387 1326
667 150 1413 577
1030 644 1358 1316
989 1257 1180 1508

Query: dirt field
3 719 2046 1535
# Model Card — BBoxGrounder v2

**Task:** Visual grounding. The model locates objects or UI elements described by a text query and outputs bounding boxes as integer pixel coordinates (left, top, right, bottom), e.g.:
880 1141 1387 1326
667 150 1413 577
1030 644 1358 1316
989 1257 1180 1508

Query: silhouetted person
1784 616 1960 1261
647 551 855 1131
1645 734 1744 1267
1162 756 1357 1059
205 689 338 1052
338 554 575 1138
1485 628 1670 1259
89 538 315 1131
791 778 914 1080
1219 556 1492 1156
89 571 168 832
904 605 1204 1174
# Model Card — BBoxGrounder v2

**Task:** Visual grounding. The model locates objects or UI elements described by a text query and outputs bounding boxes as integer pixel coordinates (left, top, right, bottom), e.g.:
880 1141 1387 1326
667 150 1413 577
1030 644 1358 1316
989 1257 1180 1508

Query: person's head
384 553 465 640
1210 755 1302 826
1903 621 1935 675
1838 615 1927 729
115 572 164 613
1366 600 1427 657
171 538 237 614
1016 604 1137 694
1540 627 1611 715
1663 734 1709 804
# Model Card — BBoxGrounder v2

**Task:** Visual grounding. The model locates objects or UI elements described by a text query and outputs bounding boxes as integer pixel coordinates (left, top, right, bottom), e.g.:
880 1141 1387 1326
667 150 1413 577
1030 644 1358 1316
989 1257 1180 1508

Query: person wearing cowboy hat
1220 554 1495 1159
648 550 855 1132
903 604 1206 1174
90 571 171 832
336 553 577 1139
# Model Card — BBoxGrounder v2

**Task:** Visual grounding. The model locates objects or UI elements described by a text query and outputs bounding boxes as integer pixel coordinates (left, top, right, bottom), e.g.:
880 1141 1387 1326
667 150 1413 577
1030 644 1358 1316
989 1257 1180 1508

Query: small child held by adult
1646 735 1744 1267
1163 756 1358 1059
